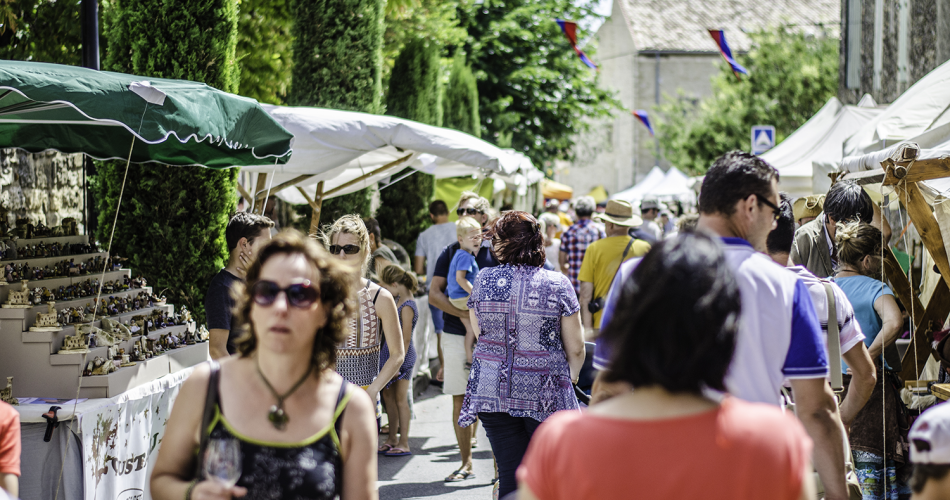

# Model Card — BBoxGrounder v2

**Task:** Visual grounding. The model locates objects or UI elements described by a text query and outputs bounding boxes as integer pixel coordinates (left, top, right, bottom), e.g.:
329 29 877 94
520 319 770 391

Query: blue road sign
751 125 775 155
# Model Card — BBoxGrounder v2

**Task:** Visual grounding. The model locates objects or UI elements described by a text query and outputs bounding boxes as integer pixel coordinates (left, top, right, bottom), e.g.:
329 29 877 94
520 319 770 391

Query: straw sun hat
594 200 643 227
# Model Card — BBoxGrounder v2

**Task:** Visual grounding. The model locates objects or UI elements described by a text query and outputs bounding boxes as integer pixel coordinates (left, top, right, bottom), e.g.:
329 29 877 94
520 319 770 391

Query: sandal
444 469 476 482
377 444 394 454
383 447 412 457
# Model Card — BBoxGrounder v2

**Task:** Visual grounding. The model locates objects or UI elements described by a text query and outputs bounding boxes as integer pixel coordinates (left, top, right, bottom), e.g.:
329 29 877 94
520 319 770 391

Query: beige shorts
449 296 470 311
441 333 471 396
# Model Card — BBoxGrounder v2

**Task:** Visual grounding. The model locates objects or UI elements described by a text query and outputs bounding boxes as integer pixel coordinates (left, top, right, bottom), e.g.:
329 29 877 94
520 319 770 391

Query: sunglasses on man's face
757 195 782 221
457 207 483 216
251 280 320 308
328 244 361 255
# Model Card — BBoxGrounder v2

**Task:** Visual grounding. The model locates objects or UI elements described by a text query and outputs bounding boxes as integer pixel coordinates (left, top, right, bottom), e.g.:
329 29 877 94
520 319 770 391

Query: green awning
0 60 293 168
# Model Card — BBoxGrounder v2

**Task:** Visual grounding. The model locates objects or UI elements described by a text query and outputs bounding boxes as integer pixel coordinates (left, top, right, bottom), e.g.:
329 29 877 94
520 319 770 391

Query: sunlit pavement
377 383 496 500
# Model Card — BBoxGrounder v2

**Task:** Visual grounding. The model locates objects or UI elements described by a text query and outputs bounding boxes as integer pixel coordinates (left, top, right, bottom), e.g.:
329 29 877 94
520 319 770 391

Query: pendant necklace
256 360 313 430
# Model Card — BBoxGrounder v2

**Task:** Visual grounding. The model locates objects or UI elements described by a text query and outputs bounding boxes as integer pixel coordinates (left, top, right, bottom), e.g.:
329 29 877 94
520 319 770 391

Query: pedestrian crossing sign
751 125 775 155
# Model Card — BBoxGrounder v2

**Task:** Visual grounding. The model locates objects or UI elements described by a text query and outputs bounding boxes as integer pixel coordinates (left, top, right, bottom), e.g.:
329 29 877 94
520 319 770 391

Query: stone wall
0 149 85 232
839 0 949 104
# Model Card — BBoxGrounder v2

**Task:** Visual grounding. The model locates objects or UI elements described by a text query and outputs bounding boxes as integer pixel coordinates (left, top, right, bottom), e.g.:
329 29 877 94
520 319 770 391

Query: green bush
376 38 442 255
288 0 385 113
96 0 240 323
443 52 481 138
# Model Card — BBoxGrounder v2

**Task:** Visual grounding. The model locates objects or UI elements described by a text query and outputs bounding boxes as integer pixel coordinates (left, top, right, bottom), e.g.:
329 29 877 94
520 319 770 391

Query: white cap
910 402 950 464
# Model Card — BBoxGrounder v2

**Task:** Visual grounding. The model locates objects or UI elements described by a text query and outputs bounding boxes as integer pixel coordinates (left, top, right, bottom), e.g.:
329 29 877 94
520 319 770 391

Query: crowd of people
6 149 941 500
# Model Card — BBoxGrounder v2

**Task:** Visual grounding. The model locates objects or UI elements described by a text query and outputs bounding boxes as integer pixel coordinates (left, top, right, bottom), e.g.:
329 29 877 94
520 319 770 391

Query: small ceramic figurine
59 329 90 353
3 280 32 308
0 377 17 405
30 302 62 331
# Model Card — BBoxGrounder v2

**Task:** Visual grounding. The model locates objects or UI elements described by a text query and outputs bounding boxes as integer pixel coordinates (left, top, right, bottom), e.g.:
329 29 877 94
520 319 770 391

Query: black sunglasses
252 280 320 308
756 195 781 220
328 244 361 255
457 207 483 216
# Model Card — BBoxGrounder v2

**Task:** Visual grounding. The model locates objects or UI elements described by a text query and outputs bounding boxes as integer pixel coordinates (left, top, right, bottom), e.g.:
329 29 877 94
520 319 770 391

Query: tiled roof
616 0 840 52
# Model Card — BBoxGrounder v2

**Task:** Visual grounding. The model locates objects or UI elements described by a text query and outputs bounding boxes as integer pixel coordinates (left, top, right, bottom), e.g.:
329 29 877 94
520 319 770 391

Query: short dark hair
602 231 740 393
698 151 779 217
429 200 448 217
225 212 275 252
363 217 382 243
910 463 950 493
825 180 873 224
766 192 795 255
485 211 546 267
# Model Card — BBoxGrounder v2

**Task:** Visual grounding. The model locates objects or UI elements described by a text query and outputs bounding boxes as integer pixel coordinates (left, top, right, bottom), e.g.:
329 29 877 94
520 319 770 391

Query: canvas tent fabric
611 166 665 203
542 179 574 200
761 95 881 199
646 167 695 202
244 105 540 204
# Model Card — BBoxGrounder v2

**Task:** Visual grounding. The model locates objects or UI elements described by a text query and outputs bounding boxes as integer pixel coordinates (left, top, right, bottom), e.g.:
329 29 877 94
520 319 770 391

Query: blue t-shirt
447 249 479 299
835 274 894 371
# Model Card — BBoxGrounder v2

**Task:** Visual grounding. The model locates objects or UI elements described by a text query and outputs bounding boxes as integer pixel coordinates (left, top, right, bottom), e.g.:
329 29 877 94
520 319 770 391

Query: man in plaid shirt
558 196 605 295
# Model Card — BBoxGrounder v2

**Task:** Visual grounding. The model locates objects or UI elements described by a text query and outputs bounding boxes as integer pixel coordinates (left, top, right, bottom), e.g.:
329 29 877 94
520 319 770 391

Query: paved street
377 383 496 500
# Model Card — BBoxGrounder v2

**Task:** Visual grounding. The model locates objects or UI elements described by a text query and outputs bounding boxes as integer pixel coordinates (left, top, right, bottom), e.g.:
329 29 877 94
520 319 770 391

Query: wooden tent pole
253 173 268 214
254 174 314 204
322 153 414 198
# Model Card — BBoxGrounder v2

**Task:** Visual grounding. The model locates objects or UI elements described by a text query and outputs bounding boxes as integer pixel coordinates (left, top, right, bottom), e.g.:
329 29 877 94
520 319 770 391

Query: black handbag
588 237 636 314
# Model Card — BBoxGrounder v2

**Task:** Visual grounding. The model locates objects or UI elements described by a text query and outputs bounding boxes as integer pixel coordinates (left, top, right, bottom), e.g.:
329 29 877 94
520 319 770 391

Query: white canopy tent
646 167 695 203
611 166 665 203
239 105 540 207
760 95 881 199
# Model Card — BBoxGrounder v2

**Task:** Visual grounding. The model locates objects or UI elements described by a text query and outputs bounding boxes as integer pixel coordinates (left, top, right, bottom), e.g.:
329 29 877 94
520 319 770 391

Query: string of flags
556 19 597 70
708 29 748 80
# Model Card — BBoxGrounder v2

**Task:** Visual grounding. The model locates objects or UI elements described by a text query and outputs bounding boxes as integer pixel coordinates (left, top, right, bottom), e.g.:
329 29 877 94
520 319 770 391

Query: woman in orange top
516 231 815 500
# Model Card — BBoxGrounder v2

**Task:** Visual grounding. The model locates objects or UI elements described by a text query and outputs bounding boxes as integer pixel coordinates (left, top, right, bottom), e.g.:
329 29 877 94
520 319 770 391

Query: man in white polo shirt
593 151 850 500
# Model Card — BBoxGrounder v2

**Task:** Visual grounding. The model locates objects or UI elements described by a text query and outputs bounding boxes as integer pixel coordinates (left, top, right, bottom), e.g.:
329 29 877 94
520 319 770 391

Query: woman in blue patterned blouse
458 211 586 498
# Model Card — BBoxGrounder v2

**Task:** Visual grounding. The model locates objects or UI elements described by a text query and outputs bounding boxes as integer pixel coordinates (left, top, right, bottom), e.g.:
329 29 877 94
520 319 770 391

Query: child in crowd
909 402 950 499
447 216 482 367
377 265 419 457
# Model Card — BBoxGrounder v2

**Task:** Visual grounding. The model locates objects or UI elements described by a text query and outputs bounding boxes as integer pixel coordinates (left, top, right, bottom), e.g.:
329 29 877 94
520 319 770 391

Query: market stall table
932 383 950 401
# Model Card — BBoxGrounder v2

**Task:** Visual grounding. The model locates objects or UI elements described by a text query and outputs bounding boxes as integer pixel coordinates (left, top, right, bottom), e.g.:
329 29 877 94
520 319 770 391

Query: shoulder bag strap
195 360 221 479
821 281 843 391
605 237 636 294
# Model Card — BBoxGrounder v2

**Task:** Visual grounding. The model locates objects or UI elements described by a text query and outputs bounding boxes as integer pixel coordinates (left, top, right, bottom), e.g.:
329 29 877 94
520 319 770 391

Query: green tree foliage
382 0 466 90
387 38 443 126
288 0 385 224
288 0 384 114
0 0 82 65
443 52 480 137
236 0 293 104
457 0 618 167
96 0 240 322
655 27 839 174
376 38 441 254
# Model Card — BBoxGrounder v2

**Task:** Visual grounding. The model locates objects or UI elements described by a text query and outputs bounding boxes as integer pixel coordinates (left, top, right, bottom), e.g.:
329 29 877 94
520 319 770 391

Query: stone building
558 0 839 198
838 0 950 104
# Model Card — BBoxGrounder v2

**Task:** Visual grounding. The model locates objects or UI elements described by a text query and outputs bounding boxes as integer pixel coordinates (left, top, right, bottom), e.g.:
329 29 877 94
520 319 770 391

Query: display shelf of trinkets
0 231 209 400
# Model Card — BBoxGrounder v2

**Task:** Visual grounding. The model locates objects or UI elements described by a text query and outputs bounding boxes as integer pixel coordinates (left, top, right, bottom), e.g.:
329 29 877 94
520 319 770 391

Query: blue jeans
478 412 542 498
429 303 444 333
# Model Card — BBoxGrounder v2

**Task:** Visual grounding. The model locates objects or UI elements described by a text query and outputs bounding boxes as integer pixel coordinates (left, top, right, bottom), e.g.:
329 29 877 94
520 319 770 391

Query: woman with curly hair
151 230 379 500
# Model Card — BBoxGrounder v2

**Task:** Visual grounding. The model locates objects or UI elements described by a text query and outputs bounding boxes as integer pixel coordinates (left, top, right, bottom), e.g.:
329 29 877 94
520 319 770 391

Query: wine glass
203 438 242 487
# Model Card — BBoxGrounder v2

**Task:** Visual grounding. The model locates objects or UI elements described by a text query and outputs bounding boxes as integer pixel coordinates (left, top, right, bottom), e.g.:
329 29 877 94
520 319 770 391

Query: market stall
611 166 665 203
0 60 294 500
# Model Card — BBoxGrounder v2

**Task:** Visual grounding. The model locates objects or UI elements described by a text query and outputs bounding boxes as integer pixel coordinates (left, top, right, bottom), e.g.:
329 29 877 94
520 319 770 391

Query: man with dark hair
414 199 457 383
766 193 876 439
559 196 605 295
363 217 398 279
206 211 274 359
791 180 873 278
593 151 851 500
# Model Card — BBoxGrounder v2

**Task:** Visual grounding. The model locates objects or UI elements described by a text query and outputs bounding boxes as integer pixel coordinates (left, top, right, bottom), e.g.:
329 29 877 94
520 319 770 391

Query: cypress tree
376 38 441 255
96 0 240 322
288 0 385 222
443 52 481 138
